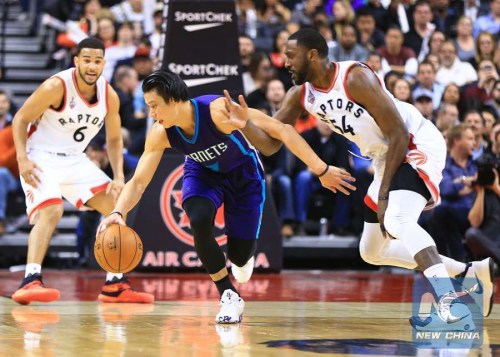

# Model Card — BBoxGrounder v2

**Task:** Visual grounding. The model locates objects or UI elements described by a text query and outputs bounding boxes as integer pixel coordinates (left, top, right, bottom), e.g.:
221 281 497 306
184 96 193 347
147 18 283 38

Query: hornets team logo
160 164 227 247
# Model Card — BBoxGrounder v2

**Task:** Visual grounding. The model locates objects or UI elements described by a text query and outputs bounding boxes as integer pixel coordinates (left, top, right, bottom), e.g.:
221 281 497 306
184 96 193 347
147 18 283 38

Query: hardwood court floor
1 270 499 356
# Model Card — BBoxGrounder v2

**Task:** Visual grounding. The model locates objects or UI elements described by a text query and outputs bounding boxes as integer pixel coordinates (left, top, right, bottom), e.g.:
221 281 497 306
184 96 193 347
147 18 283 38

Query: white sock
423 263 455 298
440 255 467 277
25 263 41 277
106 272 123 282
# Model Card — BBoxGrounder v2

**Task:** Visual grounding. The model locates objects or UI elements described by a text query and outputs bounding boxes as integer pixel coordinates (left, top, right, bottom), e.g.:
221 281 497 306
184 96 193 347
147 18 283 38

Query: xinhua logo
411 275 483 349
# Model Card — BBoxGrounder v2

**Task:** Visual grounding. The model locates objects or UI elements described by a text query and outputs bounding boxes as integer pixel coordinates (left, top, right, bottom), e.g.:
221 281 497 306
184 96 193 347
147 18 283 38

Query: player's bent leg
228 238 257 284
13 204 63 305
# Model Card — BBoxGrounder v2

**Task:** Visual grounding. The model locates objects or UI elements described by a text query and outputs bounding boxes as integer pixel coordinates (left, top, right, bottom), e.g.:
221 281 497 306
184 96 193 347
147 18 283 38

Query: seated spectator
103 22 137 81
413 60 445 109
330 0 356 41
0 91 19 236
383 70 403 95
329 23 370 62
358 0 391 33
290 0 324 28
404 0 435 60
237 0 258 39
378 26 418 77
435 102 460 132
431 0 460 38
393 78 413 103
110 0 154 36
95 16 117 49
255 0 291 44
482 105 499 143
239 34 256 73
464 110 488 160
472 0 500 38
470 31 498 70
428 124 477 262
243 52 274 101
424 53 441 73
269 29 294 91
485 80 500 118
413 87 436 121
355 8 385 52
292 120 351 235
462 60 499 112
453 16 476 63
365 52 391 81
436 40 478 86
465 151 500 265
113 65 145 156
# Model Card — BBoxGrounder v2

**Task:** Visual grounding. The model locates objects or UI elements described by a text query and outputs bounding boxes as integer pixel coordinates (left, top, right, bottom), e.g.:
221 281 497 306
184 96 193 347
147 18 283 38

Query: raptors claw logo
160 165 227 246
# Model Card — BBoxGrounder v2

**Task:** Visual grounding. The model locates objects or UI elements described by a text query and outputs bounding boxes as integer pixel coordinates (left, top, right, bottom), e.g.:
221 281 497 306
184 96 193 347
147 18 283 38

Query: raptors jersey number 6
26 68 107 155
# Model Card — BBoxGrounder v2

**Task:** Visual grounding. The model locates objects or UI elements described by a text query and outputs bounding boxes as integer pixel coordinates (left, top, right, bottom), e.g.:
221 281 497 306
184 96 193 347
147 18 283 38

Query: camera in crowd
474 154 500 186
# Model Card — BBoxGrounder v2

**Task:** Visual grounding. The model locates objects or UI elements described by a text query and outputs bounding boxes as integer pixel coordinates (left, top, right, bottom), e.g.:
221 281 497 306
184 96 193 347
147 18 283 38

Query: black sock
214 275 238 296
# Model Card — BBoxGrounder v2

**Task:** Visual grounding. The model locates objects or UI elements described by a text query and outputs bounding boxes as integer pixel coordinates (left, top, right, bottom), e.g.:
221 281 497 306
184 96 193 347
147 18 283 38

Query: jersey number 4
73 126 87 142
330 115 355 136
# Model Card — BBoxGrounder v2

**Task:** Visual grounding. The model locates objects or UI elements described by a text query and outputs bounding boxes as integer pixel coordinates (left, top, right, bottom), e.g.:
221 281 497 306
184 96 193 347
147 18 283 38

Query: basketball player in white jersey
11 38 153 305
223 28 495 330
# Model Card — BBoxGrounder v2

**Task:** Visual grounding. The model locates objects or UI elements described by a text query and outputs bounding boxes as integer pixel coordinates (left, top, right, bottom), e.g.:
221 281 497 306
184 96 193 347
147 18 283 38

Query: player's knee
38 203 64 223
359 234 383 265
188 211 213 234
227 238 256 267
384 209 413 239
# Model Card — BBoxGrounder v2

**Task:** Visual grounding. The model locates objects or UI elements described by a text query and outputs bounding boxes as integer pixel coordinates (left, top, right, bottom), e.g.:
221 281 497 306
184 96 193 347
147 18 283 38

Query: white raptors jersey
27 68 108 155
302 61 427 159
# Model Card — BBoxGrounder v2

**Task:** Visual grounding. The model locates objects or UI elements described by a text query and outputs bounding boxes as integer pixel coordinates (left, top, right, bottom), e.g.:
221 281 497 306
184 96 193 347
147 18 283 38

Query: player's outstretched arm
220 91 356 195
12 77 64 188
97 122 169 233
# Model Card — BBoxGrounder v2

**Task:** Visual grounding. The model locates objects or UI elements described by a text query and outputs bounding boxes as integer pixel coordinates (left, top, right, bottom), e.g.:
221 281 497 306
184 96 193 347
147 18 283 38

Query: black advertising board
161 0 244 97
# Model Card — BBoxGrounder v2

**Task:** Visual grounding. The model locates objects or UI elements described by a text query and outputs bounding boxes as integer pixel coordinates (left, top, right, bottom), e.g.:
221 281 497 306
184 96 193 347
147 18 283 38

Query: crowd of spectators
1 0 499 266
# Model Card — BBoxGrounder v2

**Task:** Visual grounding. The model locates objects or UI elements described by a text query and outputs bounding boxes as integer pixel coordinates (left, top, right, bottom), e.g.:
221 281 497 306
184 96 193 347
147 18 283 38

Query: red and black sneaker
98 277 154 304
12 274 60 305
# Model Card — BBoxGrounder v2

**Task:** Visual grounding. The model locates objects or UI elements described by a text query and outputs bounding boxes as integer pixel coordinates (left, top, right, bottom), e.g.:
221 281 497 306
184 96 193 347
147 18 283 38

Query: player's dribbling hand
106 179 125 203
96 212 126 239
220 90 249 130
318 166 356 195
18 157 42 189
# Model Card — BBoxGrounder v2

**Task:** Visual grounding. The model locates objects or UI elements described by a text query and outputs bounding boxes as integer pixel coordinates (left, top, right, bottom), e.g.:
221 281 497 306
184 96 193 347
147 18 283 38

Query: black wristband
316 164 329 178
378 196 389 200
109 211 123 218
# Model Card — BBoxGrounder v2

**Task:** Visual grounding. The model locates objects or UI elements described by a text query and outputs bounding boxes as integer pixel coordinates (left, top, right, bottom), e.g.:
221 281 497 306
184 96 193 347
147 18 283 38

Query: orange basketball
94 224 143 273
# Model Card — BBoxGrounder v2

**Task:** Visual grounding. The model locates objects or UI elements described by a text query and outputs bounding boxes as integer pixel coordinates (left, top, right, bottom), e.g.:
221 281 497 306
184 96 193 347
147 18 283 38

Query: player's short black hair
288 28 328 59
76 37 105 56
142 70 190 103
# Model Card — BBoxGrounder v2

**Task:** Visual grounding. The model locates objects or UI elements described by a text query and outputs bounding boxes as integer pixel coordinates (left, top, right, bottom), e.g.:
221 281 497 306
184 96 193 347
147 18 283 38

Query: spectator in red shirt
378 26 418 76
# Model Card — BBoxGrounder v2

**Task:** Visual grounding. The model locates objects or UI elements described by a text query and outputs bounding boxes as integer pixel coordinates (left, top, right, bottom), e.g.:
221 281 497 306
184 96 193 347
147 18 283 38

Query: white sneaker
464 257 496 317
215 289 244 324
215 324 243 347
231 256 254 284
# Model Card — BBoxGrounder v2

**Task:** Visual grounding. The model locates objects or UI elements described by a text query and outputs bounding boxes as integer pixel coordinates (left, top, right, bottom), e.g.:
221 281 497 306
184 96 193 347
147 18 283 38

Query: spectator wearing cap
413 61 445 109
413 87 436 121
436 40 477 86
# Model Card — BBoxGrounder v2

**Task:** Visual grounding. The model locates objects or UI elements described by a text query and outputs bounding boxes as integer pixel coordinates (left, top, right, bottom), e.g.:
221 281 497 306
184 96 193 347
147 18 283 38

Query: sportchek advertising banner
161 0 244 96
128 152 283 272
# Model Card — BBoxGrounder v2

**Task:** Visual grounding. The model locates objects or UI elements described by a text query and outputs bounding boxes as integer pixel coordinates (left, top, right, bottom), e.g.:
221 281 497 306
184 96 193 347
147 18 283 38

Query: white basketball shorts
20 150 111 224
